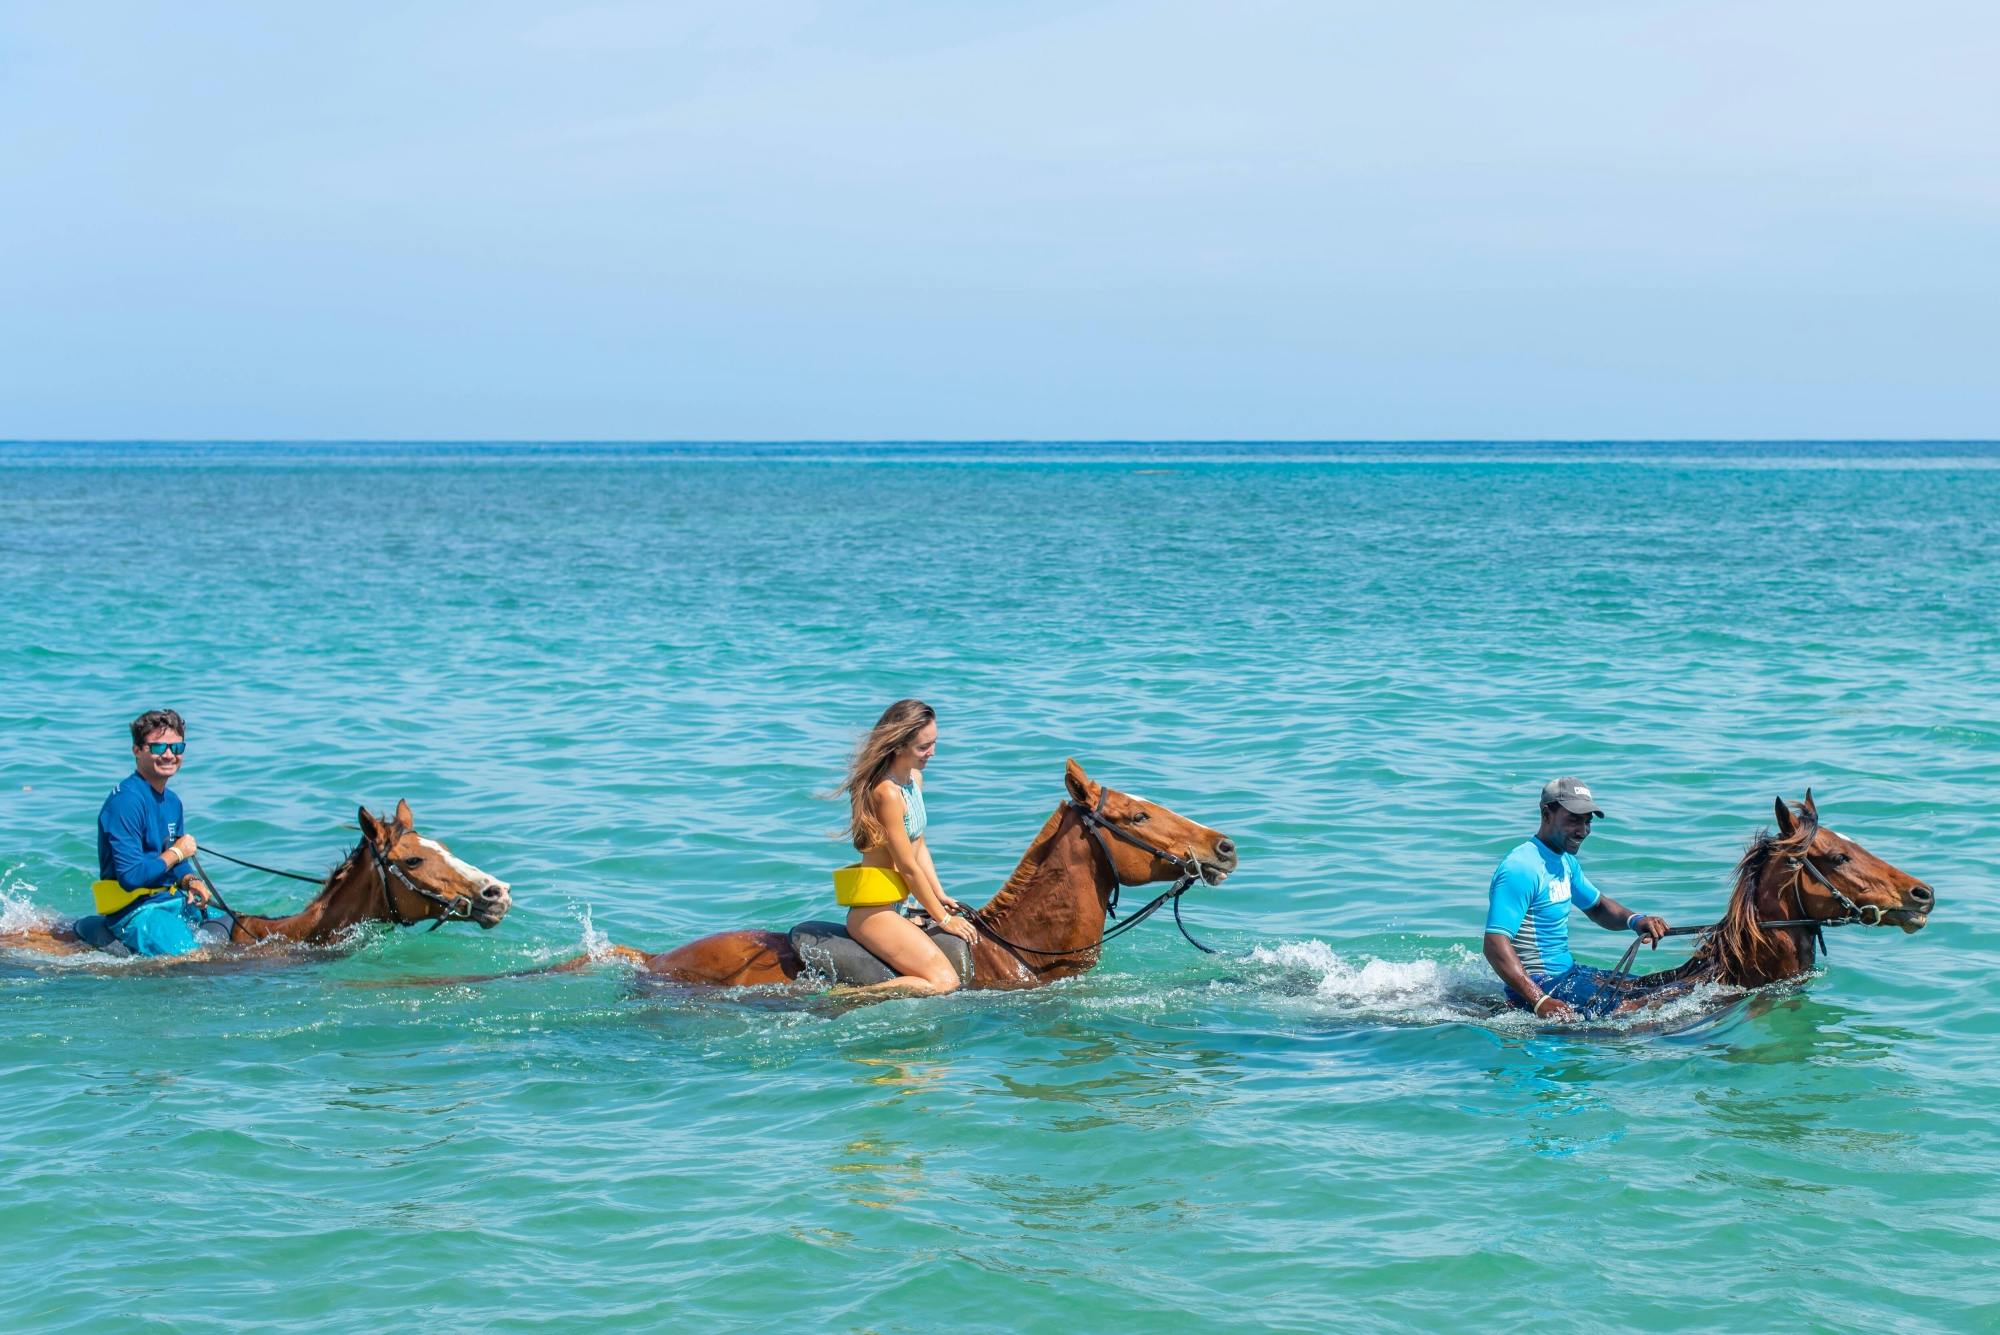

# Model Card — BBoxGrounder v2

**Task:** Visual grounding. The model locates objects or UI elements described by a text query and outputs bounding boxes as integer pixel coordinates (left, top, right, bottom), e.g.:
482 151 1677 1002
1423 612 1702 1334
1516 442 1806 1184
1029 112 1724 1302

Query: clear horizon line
7 437 2000 447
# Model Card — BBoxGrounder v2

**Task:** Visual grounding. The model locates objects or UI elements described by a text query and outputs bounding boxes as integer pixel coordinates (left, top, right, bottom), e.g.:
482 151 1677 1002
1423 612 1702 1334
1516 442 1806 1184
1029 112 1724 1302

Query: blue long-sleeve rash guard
97 772 188 891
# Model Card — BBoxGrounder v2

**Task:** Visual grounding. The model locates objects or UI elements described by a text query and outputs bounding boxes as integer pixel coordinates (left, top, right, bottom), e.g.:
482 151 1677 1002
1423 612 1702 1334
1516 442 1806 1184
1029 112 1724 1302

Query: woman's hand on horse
941 913 978 943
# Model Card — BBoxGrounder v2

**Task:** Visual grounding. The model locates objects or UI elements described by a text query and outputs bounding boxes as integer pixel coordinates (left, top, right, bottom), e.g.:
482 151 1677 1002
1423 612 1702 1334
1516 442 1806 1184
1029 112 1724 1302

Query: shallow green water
2 442 1996 1332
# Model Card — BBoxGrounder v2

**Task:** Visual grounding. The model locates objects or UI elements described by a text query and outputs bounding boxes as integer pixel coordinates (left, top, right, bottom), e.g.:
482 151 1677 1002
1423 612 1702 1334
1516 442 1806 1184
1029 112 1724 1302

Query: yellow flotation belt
91 879 175 916
833 864 908 907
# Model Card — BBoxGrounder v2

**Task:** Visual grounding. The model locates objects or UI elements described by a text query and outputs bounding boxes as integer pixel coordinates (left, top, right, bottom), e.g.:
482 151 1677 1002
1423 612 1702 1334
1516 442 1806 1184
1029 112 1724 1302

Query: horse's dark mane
317 840 366 900
1705 805 1817 983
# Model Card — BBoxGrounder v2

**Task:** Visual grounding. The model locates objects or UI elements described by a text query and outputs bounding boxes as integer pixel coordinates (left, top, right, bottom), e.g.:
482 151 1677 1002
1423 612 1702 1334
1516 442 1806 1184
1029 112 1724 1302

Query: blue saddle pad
69 912 227 957
789 919 973 988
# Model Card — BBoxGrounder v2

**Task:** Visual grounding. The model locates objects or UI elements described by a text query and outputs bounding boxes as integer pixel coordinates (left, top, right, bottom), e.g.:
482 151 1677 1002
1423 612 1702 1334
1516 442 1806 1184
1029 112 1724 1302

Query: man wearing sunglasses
91 708 220 956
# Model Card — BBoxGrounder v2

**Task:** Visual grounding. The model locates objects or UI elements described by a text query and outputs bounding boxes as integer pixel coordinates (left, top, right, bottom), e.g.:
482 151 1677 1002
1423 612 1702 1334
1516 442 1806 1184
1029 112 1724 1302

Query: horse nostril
479 883 508 902
1910 884 1935 906
1214 838 1236 861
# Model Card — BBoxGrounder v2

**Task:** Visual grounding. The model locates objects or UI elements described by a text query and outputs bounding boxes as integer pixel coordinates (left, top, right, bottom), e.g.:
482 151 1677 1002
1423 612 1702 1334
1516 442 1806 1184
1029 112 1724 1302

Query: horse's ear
393 798 414 834
1064 758 1096 805
358 805 387 844
1773 796 1796 838
1801 789 1817 822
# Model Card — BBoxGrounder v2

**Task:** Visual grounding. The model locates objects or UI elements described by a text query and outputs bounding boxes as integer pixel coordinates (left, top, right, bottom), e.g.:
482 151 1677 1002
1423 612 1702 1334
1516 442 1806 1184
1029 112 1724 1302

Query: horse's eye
1128 811 1150 823
403 856 425 868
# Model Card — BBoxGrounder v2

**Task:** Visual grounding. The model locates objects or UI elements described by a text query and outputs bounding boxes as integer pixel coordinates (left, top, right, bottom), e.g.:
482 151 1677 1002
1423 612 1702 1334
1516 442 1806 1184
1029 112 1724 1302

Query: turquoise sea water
2 441 1996 1332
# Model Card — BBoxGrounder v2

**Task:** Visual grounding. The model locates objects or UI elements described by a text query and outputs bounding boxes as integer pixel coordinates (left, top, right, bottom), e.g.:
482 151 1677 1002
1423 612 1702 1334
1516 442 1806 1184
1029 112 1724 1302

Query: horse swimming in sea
0 800 512 961
538 760 1238 990
1535 791 1934 1022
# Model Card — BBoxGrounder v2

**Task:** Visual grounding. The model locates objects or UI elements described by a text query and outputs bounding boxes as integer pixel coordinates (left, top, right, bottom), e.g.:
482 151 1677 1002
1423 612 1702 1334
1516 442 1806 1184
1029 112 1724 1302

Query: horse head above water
1059 758 1240 889
249 798 516 939
1655 790 1933 992
168 798 516 946
961 759 1239 982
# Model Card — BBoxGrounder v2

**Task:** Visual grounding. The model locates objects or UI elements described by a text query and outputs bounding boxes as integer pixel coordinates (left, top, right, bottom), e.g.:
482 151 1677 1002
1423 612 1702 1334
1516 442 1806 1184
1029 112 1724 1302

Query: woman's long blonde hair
840 699 935 852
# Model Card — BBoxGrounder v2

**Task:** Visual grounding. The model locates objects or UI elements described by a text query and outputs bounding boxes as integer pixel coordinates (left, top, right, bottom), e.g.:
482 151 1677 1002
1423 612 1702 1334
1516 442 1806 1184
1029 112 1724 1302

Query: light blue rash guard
1484 837 1602 977
98 772 187 892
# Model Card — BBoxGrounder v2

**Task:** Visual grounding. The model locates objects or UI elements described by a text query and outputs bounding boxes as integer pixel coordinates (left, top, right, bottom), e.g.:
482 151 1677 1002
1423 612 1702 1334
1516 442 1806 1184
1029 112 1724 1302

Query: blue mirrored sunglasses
143 742 187 756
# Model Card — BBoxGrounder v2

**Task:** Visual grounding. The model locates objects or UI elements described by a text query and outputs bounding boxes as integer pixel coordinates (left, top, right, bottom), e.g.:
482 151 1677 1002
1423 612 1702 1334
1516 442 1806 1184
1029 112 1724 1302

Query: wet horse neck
229 847 386 944
1705 863 1818 988
974 806 1114 981
1753 868 1819 983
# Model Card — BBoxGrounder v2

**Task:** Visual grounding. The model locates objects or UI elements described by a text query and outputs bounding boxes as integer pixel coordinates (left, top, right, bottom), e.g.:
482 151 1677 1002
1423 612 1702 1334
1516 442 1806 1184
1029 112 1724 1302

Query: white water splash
0 871 145 971
1245 938 1738 1035
1249 939 1492 1021
0 869 60 936
575 903 614 961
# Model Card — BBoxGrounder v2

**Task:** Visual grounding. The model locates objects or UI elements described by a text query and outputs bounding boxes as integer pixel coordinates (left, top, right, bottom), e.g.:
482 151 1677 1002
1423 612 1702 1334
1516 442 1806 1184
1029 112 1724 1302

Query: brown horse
566 760 1237 989
1605 791 1932 1007
0 800 512 958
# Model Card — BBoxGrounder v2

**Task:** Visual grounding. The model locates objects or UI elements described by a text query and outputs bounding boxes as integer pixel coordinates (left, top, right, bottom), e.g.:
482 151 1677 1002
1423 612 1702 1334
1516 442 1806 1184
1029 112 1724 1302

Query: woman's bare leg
846 905 960 994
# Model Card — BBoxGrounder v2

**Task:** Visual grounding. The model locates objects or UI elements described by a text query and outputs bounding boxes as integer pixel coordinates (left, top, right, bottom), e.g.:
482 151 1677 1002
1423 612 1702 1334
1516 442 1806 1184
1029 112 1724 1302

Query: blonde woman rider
834 699 977 994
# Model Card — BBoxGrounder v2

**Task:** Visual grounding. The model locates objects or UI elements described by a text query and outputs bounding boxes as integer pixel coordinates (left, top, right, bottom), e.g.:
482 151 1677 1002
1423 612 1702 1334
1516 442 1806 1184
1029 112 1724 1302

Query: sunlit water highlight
2 442 1996 1331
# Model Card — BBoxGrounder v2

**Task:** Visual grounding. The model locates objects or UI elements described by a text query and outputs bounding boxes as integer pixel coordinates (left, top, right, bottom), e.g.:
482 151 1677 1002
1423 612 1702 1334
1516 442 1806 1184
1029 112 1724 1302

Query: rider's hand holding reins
936 898 978 943
1631 914 1669 947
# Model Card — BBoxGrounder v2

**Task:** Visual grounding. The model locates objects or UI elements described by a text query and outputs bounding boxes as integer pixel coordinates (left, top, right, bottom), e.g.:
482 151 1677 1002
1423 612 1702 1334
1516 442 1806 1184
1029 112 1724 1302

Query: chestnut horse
574 760 1237 989
1597 791 1933 1010
0 800 512 958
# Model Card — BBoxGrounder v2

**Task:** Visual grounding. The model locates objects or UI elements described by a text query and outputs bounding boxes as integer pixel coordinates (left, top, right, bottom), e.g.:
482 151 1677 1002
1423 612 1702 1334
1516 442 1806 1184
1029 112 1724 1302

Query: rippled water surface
3 442 1997 1331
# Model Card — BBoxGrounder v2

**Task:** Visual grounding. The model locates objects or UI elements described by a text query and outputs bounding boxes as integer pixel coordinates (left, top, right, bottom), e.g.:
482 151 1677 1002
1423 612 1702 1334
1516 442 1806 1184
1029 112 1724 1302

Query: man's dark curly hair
129 709 187 746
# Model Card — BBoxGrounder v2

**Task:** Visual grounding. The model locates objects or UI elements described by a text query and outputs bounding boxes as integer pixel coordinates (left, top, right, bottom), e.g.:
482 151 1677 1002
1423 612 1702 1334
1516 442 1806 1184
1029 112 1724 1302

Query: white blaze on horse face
417 836 509 891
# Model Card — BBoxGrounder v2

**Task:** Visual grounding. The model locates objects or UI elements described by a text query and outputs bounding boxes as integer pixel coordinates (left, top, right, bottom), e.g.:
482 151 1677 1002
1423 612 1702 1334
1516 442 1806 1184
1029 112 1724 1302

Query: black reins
1610 844 1925 979
183 852 249 938
198 847 322 884
969 791 1220 967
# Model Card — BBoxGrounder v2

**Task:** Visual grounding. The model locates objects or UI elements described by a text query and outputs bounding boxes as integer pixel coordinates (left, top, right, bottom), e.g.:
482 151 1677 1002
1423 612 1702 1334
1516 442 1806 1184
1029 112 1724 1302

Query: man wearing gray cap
1482 777 1672 1021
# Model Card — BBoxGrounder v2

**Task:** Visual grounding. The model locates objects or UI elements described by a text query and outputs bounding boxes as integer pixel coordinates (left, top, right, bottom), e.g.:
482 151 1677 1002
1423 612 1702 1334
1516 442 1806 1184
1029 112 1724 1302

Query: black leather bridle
1610 837 1932 978
1072 788 1219 916
970 790 1222 965
367 838 475 931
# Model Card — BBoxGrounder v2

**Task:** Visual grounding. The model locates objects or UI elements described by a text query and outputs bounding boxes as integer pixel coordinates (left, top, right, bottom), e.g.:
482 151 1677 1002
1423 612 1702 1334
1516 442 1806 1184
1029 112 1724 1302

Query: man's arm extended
1580 893 1668 946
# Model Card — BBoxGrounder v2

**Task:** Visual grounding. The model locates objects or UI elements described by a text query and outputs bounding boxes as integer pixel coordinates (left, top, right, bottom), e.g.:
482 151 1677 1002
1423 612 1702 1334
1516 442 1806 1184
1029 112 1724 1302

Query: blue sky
3 1 1996 439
